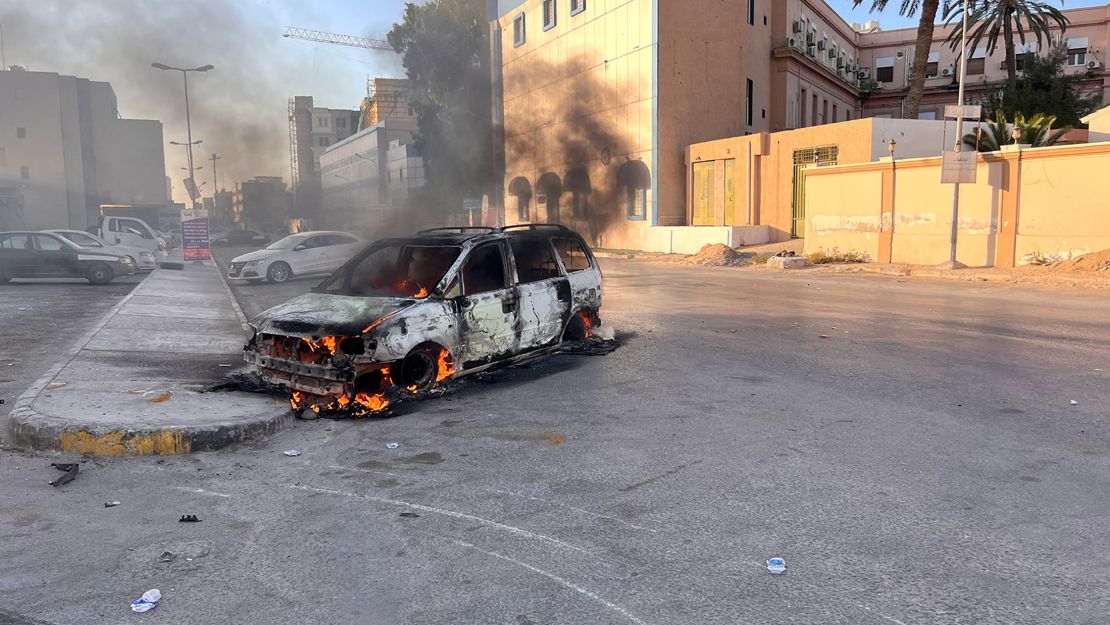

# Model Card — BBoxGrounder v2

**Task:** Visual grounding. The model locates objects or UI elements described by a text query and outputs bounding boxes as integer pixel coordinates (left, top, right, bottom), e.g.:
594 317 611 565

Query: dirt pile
1051 249 1110 273
688 244 746 267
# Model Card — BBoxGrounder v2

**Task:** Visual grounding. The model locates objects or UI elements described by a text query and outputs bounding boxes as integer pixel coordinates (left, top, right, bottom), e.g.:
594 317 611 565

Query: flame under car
244 225 603 416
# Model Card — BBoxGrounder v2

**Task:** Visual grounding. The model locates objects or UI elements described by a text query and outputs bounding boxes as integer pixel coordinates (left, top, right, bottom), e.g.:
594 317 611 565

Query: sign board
941 151 977 184
944 104 982 120
181 208 211 260
184 177 201 202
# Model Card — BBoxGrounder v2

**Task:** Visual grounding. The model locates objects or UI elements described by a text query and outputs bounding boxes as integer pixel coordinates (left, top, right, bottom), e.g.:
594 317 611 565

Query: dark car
212 229 271 247
0 231 135 284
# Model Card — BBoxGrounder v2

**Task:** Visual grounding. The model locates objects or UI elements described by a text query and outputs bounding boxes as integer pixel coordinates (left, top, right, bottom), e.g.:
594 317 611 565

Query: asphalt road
0 275 143 427
211 244 331 320
2 259 1109 624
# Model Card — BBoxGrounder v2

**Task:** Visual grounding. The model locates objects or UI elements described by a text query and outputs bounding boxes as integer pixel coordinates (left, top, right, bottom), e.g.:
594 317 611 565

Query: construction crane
281 27 393 52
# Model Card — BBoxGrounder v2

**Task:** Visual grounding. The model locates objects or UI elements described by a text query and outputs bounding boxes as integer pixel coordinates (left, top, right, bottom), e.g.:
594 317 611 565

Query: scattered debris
775 250 798 257
44 382 67 391
688 243 746 267
130 589 162 613
819 335 831 339
158 551 176 563
105 501 121 508
283 450 302 457
49 463 79 487
766 557 787 575
542 432 567 445
399 512 421 518
386 442 400 449
179 514 201 523
205 371 286 396
147 391 173 403
559 337 620 356
218 364 232 367
1070 400 1079 406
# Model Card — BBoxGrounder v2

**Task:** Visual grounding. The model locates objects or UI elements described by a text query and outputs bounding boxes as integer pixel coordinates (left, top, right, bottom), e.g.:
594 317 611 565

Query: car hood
232 249 279 263
250 292 417 337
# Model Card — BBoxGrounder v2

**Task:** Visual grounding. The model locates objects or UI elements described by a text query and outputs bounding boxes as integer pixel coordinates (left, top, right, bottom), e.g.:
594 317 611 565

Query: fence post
995 152 1021 268
878 167 895 263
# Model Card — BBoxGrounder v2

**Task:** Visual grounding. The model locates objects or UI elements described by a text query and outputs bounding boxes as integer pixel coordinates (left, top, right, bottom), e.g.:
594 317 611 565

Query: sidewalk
7 262 289 456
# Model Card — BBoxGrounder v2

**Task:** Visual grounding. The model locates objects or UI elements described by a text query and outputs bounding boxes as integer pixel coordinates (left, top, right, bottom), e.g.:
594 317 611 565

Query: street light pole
945 0 970 268
152 62 214 209
209 153 222 192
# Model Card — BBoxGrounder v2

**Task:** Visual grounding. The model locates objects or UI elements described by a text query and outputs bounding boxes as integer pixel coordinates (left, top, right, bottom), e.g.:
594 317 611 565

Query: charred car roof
373 225 585 248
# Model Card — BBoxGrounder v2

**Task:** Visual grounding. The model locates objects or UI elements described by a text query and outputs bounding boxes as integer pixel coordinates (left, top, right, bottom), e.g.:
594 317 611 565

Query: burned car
244 225 603 415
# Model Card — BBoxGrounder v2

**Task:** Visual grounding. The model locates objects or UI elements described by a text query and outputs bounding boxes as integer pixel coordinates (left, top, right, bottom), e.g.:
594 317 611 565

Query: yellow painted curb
58 430 192 456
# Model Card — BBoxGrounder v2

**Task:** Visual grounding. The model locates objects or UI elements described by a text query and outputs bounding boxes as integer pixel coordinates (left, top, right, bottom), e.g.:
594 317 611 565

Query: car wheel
267 261 292 283
562 312 589 341
399 347 440 392
85 262 114 285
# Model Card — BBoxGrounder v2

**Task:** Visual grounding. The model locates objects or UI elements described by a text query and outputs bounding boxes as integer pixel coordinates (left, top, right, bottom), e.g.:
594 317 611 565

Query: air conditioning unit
857 68 871 80
817 41 826 51
807 45 816 57
828 48 837 59
837 58 845 69
1000 60 1009 69
806 32 815 44
941 67 953 77
896 51 905 59
787 37 798 48
1088 59 1102 69
792 20 803 34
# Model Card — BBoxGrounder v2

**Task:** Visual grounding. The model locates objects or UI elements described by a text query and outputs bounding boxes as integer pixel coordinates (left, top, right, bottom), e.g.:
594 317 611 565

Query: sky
0 0 1101 204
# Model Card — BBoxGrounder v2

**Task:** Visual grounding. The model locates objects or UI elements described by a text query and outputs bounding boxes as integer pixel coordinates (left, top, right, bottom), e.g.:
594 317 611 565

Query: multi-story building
359 78 419 133
288 96 361 224
491 0 1110 250
232 176 292 233
319 120 425 235
0 67 168 231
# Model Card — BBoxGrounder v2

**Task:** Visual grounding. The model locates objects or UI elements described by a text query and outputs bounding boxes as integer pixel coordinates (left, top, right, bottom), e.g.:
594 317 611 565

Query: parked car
227 231 363 283
47 229 158 272
244 224 603 416
90 215 167 260
0 231 135 284
211 229 271 247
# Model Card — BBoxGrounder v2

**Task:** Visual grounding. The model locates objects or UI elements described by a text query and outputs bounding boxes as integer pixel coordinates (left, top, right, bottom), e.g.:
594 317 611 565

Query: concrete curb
5 266 291 456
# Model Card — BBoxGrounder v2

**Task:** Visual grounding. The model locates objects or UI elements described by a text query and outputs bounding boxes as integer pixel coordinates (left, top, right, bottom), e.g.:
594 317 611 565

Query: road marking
453 540 647 625
285 484 590 555
486 488 658 532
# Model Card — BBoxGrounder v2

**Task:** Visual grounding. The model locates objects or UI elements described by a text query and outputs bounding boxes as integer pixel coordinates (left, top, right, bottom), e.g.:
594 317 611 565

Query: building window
337 117 346 129
513 13 526 46
822 99 828 125
967 58 985 75
747 0 755 25
925 51 940 78
876 57 895 83
20 165 30 179
832 104 838 122
746 79 754 126
570 0 586 16
800 88 807 128
542 0 556 31
812 93 818 126
617 160 651 221
16 127 26 139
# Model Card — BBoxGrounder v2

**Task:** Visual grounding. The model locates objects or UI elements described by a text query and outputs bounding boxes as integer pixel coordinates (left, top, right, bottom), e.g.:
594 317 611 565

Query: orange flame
579 310 594 337
290 390 306 409
436 349 456 382
415 287 429 298
321 336 338 354
354 392 390 412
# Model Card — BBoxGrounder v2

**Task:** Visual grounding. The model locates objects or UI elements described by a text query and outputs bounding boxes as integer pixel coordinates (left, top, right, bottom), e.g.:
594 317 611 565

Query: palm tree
962 111 1071 150
943 1 1069 86
855 1 942 119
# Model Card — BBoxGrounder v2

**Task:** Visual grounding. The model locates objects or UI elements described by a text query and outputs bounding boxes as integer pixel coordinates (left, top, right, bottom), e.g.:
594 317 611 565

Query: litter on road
130 589 162 613
104 501 121 508
1071 400 1079 406
283 450 302 457
179 514 201 523
766 557 787 574
386 442 399 449
399 512 421 518
159 551 175 563
48 463 79 487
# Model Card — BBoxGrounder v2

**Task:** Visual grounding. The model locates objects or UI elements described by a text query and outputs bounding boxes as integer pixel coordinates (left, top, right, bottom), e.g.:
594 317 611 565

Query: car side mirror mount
293 244 306 252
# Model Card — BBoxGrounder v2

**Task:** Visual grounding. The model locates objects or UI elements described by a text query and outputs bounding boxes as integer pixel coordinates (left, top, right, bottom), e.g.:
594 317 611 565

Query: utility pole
209 153 222 192
944 0 971 269
151 62 214 209
0 24 7 70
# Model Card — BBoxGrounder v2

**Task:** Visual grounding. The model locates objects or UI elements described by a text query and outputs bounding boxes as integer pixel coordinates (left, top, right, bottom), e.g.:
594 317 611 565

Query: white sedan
47 229 159 272
227 231 364 283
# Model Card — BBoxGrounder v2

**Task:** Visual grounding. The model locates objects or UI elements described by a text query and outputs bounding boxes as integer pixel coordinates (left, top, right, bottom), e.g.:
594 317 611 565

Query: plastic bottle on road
131 589 162 612
766 558 787 575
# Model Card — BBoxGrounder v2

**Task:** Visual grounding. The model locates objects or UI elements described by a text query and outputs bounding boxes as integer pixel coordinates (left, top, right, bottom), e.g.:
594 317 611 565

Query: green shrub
806 249 869 264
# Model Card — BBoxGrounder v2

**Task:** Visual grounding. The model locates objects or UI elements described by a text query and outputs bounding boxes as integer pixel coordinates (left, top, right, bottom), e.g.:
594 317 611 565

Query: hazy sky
0 0 1100 204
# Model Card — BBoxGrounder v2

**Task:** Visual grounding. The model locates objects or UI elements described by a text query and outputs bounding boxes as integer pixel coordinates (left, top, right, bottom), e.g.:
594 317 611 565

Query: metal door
791 145 839 238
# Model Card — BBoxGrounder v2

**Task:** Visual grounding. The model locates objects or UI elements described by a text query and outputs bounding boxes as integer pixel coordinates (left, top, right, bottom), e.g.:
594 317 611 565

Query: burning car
244 225 603 416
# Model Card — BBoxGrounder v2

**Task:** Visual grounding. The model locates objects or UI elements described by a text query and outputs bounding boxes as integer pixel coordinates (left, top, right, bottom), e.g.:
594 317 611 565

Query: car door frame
0 233 35 277
453 240 521 368
288 235 325 274
507 235 570 351
320 234 361 274
32 233 80 277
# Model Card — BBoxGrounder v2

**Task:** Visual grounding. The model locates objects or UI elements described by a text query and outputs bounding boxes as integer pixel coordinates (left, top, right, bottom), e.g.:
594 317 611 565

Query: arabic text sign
941 151 978 184
181 208 211 260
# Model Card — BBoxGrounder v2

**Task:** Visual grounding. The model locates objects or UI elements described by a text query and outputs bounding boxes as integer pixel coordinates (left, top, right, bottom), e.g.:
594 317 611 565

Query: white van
97 216 167 260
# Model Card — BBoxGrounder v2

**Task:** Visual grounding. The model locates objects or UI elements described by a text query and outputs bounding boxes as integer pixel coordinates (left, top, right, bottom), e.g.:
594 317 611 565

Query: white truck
93 215 167 260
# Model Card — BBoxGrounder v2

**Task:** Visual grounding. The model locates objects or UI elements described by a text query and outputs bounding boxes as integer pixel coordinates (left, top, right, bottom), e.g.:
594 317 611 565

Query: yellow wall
804 143 1110 266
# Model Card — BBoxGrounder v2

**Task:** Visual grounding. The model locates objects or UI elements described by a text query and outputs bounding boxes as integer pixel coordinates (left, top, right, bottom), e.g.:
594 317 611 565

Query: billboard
181 208 211 261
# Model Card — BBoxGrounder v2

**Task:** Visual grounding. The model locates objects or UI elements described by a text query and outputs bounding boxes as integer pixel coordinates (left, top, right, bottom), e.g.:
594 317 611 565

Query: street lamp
888 139 897 162
152 62 214 208
1011 127 1022 145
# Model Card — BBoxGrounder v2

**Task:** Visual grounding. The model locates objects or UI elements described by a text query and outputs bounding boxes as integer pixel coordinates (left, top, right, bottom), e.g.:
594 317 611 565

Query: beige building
0 67 167 231
359 78 418 133
491 0 1110 250
233 176 292 233
288 96 361 221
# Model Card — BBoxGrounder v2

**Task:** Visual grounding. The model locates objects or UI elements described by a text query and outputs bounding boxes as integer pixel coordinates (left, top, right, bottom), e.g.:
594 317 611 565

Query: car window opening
510 237 561 283
323 244 461 298
553 237 591 272
462 243 509 295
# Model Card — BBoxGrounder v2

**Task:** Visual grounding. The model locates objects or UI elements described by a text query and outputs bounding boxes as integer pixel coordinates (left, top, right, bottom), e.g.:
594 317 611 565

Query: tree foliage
854 0 941 119
977 44 1102 126
963 111 1070 151
944 0 1069 85
388 0 493 212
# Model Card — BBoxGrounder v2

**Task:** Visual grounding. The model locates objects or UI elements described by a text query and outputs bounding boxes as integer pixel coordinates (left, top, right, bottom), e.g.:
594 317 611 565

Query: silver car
48 229 158 272
244 225 603 416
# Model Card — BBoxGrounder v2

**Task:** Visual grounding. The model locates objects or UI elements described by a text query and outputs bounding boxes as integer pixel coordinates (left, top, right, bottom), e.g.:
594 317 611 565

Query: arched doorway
508 177 532 221
536 172 563 224
617 160 651 220
564 168 591 219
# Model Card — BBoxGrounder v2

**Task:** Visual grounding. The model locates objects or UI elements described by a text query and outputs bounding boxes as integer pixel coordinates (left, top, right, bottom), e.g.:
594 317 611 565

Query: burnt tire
85 262 114 285
399 348 438 392
267 261 292 283
562 312 589 342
